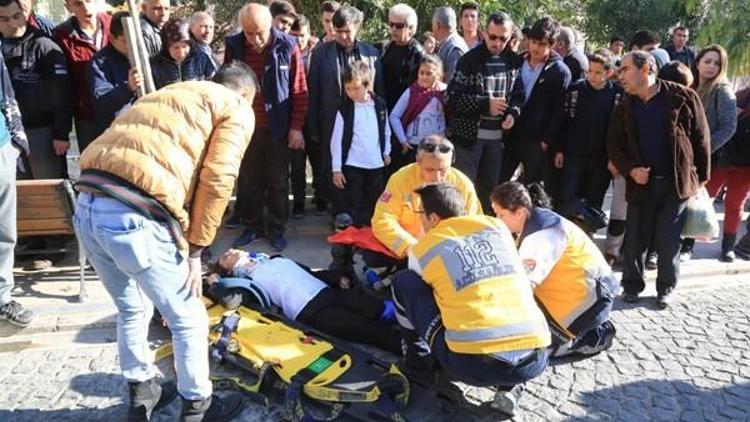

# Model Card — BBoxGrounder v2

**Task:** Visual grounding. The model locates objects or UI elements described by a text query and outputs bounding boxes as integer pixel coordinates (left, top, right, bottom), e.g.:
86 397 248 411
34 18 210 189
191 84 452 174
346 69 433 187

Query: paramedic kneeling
391 183 551 415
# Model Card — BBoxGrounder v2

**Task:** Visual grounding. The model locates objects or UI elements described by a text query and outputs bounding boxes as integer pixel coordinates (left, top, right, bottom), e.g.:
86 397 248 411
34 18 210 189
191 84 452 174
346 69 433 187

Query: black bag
730 114 750 167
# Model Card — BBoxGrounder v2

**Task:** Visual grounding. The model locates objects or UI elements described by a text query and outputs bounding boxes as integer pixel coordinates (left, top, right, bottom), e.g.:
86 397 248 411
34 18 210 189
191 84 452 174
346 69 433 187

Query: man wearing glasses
371 135 482 267
445 11 524 213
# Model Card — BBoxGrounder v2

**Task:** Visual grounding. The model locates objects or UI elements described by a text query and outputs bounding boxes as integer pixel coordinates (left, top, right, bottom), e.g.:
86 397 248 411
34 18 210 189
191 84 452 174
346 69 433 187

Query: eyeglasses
389 21 406 29
487 34 510 42
419 143 453 154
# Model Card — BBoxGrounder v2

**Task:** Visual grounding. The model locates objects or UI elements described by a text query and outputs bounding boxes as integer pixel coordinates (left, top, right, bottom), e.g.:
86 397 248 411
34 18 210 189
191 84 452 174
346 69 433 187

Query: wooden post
125 0 156 94
122 17 147 98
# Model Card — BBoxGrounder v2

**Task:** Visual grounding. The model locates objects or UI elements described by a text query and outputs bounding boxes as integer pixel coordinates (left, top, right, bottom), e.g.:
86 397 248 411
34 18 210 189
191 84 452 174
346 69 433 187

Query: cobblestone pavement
1 278 749 421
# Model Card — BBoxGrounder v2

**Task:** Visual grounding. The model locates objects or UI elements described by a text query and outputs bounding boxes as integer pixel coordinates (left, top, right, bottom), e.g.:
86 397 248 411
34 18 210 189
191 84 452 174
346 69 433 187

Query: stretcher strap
210 313 241 363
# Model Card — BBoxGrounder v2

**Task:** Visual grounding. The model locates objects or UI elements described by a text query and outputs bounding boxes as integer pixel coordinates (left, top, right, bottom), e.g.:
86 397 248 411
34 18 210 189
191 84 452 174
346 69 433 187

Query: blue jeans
0 143 20 305
391 270 550 388
74 192 211 400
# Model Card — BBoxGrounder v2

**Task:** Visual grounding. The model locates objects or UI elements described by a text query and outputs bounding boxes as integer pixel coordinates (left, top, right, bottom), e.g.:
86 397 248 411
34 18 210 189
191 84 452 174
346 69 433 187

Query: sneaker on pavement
223 214 244 230
128 377 178 421
291 202 305 219
645 252 658 270
491 384 525 416
233 230 261 249
0 300 34 326
181 393 245 422
679 249 693 262
655 291 673 309
621 291 639 303
269 233 287 251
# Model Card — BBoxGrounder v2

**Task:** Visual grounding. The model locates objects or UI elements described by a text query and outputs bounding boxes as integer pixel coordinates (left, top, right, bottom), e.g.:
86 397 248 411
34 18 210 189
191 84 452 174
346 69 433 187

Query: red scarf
400 81 445 129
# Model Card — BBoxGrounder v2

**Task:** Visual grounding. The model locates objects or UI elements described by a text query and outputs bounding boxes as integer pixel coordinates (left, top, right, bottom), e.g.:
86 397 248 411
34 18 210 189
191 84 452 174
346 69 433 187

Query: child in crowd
418 31 437 54
150 18 216 90
555 51 621 232
389 54 447 167
209 248 401 354
331 60 391 226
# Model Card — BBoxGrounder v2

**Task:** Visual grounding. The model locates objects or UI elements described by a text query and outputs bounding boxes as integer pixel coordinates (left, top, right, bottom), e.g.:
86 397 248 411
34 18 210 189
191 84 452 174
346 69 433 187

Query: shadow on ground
563 379 750 421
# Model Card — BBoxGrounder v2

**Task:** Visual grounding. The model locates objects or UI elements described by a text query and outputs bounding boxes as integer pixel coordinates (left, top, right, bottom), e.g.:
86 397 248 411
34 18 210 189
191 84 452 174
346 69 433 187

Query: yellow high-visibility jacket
372 164 481 258
410 215 550 354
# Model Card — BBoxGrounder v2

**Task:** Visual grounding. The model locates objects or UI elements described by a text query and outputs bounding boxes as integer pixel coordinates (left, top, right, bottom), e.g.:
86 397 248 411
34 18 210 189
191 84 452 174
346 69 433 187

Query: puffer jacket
79 81 255 249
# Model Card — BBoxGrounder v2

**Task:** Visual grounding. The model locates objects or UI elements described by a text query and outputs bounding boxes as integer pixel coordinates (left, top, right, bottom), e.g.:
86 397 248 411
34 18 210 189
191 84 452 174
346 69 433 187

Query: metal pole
126 0 156 94
122 17 147 98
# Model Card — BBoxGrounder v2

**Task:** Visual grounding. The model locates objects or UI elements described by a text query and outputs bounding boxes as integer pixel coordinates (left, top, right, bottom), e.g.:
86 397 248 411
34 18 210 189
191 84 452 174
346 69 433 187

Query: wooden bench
16 179 88 300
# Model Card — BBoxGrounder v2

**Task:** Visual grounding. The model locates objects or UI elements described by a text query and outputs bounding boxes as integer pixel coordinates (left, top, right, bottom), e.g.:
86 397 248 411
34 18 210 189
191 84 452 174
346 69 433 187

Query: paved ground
2 185 750 420
0 275 748 421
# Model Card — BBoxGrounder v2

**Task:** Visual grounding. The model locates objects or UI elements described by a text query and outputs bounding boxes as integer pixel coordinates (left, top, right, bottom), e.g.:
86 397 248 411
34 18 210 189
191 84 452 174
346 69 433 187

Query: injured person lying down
207 249 402 354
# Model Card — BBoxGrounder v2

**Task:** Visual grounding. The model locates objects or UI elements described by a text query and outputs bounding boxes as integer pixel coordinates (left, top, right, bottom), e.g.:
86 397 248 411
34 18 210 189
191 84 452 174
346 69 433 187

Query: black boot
181 393 245 422
720 234 736 262
128 377 178 421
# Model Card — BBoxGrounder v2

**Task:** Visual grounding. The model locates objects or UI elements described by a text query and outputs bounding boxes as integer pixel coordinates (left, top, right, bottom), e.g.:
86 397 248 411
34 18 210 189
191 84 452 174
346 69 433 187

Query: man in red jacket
53 0 110 152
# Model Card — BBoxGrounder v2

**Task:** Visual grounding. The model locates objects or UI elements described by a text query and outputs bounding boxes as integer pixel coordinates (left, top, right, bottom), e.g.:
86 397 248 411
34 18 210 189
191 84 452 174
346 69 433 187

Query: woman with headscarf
150 17 217 90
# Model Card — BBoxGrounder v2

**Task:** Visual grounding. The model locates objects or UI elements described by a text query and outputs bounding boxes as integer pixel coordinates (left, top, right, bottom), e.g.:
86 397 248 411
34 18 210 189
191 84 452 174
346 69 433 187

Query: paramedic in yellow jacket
391 183 550 416
491 182 619 357
73 63 257 420
371 134 482 267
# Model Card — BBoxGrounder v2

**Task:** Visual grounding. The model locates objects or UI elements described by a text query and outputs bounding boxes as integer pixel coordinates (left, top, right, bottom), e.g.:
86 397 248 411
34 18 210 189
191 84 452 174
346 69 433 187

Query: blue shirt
520 60 544 102
634 88 671 177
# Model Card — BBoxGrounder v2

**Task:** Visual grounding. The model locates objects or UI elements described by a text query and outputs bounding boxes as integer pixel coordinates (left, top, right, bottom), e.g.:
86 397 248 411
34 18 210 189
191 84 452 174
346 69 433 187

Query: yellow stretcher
157 296 409 421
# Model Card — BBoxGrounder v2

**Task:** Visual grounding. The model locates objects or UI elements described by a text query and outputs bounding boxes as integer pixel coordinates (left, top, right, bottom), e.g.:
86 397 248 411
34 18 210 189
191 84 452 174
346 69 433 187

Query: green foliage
173 0 748 76
693 0 750 76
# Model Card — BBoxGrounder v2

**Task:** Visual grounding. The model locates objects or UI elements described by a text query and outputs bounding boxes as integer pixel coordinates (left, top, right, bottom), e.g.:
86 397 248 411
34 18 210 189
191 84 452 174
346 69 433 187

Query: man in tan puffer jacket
74 61 256 421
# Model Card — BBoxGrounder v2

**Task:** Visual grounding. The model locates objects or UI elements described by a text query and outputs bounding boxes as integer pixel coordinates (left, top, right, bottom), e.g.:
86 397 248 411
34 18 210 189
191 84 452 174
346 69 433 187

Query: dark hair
320 0 341 14
0 0 21 9
658 60 693 86
418 31 435 44
673 25 688 34
528 17 559 45
109 11 131 39
587 50 615 71
609 36 624 44
291 14 310 32
490 182 550 212
521 26 531 36
332 5 363 28
511 26 523 41
213 61 259 95
342 60 372 87
486 11 513 29
459 2 479 15
628 30 660 50
623 50 657 75
414 183 466 220
269 0 296 19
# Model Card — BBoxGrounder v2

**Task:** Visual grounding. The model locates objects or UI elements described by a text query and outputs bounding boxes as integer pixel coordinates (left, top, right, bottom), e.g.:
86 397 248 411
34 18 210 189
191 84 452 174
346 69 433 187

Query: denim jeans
74 192 211 400
0 143 20 305
391 270 550 388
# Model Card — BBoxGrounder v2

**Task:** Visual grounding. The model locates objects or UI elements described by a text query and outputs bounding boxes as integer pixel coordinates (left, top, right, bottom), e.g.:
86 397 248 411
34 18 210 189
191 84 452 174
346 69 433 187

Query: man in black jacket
502 17 571 202
0 0 71 179
141 0 170 57
445 11 523 213
306 5 383 218
381 3 424 171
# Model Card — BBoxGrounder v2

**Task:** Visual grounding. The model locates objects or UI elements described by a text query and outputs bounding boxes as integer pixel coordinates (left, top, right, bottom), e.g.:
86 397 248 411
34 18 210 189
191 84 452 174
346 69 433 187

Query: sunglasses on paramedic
389 21 406 29
419 143 453 154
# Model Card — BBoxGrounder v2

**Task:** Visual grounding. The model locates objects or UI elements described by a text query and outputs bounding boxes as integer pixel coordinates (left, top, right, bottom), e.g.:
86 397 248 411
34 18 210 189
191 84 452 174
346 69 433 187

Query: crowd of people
0 0 748 420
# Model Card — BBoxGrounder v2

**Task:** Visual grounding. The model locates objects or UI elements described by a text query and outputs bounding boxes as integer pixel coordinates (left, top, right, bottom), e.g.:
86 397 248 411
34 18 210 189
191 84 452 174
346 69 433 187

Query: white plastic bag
681 187 720 240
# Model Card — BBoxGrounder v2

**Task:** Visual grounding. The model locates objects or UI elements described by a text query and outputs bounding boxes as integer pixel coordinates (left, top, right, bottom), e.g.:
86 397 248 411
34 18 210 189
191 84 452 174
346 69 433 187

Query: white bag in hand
681 187 719 240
